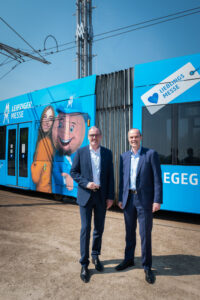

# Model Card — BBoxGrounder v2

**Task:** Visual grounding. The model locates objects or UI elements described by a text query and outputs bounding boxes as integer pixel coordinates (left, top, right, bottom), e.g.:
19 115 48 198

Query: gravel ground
0 188 200 300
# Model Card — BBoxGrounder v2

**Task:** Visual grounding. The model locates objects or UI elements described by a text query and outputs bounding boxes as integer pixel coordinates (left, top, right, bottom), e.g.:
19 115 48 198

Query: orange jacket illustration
31 137 54 193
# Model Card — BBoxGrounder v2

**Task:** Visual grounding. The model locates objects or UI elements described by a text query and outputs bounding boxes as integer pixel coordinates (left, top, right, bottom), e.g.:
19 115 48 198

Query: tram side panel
133 53 200 214
30 95 96 197
0 75 96 196
0 95 38 189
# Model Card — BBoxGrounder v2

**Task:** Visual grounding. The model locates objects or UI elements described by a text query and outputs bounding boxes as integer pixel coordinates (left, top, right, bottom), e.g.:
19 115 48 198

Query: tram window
142 104 172 164
8 129 16 176
0 126 6 160
178 102 200 165
19 128 28 177
142 101 200 166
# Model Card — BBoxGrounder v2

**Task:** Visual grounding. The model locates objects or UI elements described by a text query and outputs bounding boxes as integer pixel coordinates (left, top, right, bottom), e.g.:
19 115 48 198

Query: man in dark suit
115 128 162 284
70 126 114 283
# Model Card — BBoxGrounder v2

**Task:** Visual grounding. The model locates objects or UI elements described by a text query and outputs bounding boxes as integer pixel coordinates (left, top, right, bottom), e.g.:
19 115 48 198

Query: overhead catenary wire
0 57 10 65
1 6 200 62
0 6 200 79
3 5 199 59
0 16 48 62
0 58 14 67
33 6 200 53
94 9 200 42
0 62 20 80
25 7 200 59
37 8 200 61
94 5 200 38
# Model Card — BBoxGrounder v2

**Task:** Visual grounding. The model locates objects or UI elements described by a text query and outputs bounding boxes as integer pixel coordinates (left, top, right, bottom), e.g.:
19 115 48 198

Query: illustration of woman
31 105 55 193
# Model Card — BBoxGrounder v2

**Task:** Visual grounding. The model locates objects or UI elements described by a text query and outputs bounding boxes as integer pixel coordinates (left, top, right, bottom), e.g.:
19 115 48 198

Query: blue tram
0 53 199 214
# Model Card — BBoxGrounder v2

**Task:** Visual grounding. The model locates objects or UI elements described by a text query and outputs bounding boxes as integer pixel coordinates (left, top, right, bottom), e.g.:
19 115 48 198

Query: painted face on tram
52 113 85 155
41 107 54 133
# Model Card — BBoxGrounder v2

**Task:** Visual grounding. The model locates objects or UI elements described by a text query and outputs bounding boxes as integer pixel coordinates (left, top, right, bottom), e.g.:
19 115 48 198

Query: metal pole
75 0 93 78
83 0 88 77
88 0 93 75
80 1 84 78
76 0 80 78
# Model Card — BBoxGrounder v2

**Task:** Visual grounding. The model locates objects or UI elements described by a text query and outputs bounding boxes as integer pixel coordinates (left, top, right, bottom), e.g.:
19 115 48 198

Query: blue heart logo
148 93 158 104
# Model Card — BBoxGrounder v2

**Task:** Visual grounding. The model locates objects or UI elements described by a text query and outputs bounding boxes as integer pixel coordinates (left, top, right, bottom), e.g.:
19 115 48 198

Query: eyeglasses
88 134 101 137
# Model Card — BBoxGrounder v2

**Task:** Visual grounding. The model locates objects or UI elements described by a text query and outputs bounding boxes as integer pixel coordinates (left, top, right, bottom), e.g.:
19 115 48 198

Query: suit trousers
124 193 153 270
79 190 106 267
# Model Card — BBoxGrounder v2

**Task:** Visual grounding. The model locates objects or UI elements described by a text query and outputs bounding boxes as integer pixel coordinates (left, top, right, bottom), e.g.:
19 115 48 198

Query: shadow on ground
90 254 200 277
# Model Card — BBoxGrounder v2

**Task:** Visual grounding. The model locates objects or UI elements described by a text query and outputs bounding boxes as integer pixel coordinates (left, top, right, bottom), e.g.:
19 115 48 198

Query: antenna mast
76 0 93 78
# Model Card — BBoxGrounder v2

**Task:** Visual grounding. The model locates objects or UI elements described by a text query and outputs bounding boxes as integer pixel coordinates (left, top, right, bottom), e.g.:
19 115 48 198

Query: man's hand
86 182 100 190
106 199 114 210
61 173 74 191
118 202 123 209
152 203 161 213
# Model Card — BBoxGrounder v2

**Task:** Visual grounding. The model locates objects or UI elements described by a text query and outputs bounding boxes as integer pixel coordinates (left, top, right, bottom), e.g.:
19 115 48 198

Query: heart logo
148 93 158 104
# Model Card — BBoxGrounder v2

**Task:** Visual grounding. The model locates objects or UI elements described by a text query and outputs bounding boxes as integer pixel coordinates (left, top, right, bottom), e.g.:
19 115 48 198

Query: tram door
6 123 31 188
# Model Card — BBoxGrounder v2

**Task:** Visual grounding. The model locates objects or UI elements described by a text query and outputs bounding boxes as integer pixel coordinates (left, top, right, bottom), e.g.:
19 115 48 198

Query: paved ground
0 187 200 300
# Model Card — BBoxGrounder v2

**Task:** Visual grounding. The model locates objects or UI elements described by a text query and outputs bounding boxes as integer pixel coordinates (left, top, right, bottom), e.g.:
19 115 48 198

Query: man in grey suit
70 126 114 283
115 128 162 284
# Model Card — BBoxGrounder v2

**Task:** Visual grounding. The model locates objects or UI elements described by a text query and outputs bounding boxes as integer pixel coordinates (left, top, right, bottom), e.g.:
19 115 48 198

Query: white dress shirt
130 147 141 191
89 146 101 185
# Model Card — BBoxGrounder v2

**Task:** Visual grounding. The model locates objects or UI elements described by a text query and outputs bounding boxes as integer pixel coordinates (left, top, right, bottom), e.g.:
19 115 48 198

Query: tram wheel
53 193 63 201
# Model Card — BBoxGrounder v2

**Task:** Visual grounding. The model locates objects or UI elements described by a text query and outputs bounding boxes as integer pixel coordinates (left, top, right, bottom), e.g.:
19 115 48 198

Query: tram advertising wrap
0 76 96 197
133 53 200 214
0 54 199 214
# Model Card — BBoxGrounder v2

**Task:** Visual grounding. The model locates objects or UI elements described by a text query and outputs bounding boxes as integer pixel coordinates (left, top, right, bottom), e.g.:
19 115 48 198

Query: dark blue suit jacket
70 145 115 207
119 147 163 209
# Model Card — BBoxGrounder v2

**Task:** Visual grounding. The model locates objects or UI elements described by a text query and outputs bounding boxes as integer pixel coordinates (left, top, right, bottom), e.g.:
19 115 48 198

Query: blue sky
0 0 200 101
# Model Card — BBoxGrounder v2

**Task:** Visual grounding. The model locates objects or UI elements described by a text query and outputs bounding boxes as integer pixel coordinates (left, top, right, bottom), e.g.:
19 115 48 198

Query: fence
96 68 134 201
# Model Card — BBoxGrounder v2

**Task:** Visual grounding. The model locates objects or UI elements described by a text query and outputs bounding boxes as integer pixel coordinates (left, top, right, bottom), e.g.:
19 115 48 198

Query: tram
0 53 199 213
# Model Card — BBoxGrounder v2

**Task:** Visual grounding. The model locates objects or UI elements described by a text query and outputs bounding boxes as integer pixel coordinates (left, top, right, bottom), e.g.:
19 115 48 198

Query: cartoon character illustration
31 105 55 193
52 102 87 195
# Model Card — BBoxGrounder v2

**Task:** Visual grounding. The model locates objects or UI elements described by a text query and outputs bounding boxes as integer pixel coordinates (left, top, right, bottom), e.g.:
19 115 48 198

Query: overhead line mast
76 0 93 78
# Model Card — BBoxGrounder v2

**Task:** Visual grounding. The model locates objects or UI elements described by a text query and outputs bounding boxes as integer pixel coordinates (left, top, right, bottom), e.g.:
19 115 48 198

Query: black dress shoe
115 259 134 271
144 269 155 284
92 257 104 272
80 266 90 283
